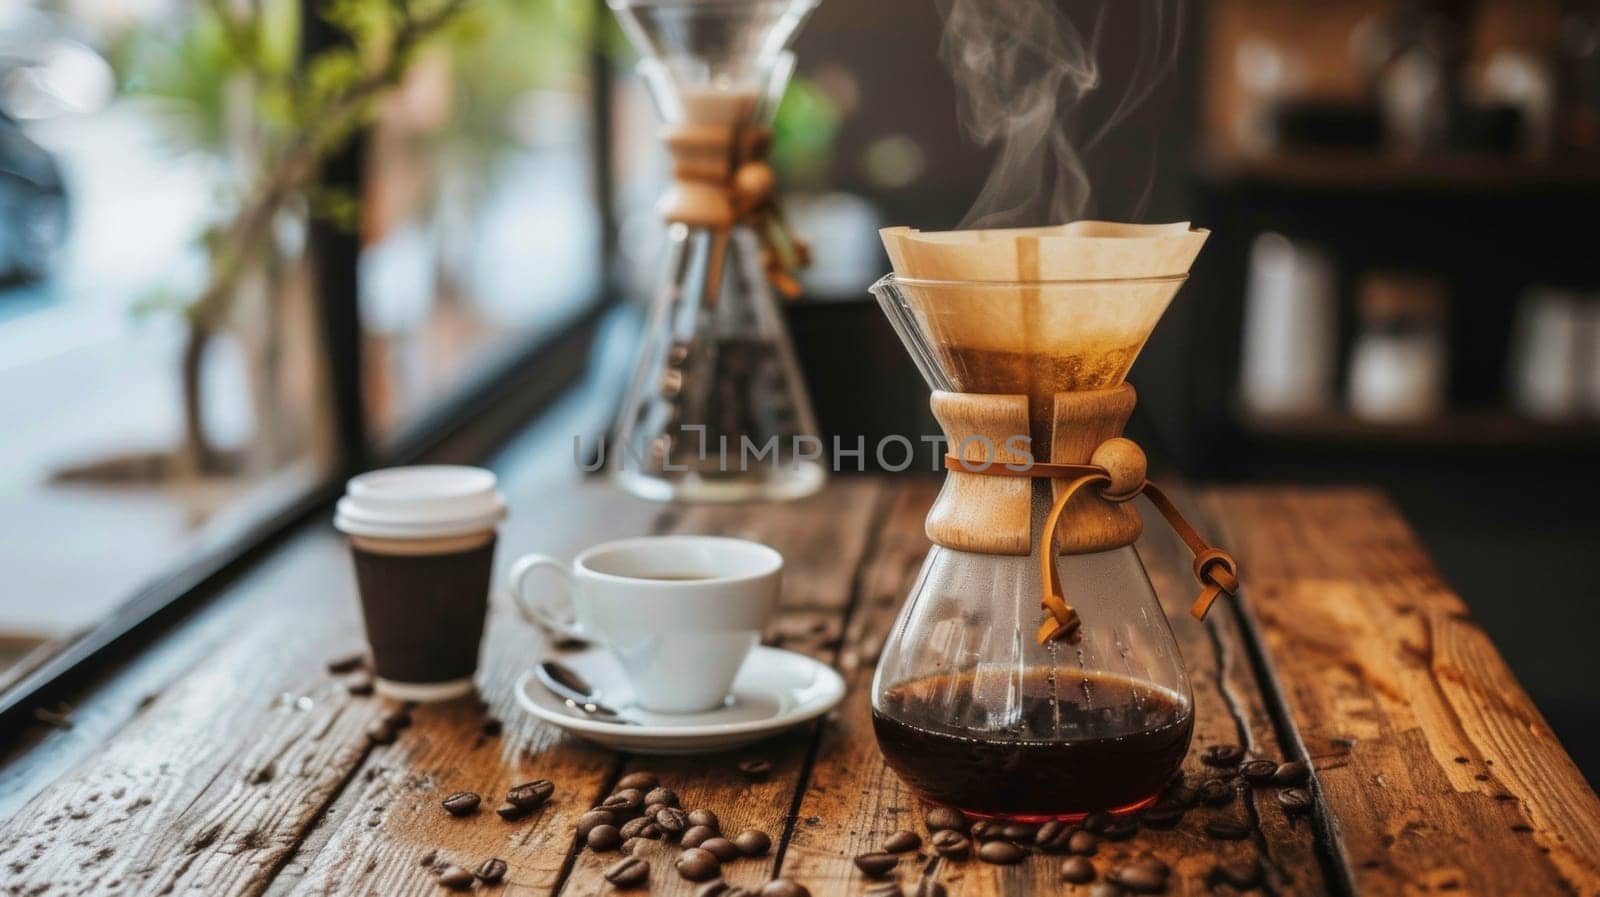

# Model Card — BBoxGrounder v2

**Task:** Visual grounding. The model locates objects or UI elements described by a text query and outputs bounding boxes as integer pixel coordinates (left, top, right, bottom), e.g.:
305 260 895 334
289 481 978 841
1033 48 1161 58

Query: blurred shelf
1240 408 1600 451
1196 149 1600 193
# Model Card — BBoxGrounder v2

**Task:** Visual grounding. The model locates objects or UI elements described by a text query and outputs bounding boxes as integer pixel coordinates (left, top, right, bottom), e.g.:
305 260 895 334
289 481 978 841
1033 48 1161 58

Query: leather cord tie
942 436 1239 645
658 121 810 306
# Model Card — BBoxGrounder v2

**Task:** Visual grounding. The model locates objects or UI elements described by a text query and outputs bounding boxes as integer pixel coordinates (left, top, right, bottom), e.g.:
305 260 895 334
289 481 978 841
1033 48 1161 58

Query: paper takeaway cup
334 466 507 702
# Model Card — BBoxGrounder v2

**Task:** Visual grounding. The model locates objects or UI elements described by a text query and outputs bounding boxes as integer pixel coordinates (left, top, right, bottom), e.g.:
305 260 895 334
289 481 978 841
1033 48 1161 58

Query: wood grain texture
0 476 655 897
0 535 387 897
1205 487 1600 897
4 475 1596 897
780 481 1327 896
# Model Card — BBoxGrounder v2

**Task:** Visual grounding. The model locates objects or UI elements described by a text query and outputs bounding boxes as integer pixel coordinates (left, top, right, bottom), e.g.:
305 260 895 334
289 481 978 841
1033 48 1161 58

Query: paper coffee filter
879 221 1206 381
880 221 1205 283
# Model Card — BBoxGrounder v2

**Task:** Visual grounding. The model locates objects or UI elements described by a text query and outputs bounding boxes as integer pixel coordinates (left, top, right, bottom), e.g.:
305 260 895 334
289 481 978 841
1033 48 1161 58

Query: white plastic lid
334 465 507 540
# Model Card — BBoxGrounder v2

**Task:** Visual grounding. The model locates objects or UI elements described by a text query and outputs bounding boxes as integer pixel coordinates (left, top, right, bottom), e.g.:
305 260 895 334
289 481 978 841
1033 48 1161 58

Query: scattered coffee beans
475 858 507 884
1160 783 1197 809
577 808 616 840
1201 743 1245 767
1068 829 1099 856
1208 858 1263 889
438 864 475 890
1240 759 1278 784
326 652 366 673
507 779 554 810
620 816 656 839
1110 858 1170 894
1034 822 1073 853
441 791 481 817
924 806 968 832
733 829 772 857
1089 883 1123 897
1001 821 1037 841
644 802 668 818
854 852 898 877
657 807 690 835
1061 856 1096 884
622 837 650 855
701 837 742 862
617 771 659 791
604 855 649 888
1278 787 1313 814
688 809 720 830
1198 778 1235 807
1205 819 1252 841
603 789 646 815
930 830 970 860
977 841 1026 865
588 824 622 852
365 718 397 745
1140 804 1184 829
1082 812 1112 834
758 879 811 897
682 824 716 848
864 883 903 897
698 882 754 897
738 759 773 780
676 847 721 881
496 802 528 821
883 830 921 853
969 820 1004 841
1272 760 1310 786
646 787 679 807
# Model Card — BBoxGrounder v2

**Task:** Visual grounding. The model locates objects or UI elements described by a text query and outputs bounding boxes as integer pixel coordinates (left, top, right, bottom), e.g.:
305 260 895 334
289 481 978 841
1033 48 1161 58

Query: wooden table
2 473 1598 896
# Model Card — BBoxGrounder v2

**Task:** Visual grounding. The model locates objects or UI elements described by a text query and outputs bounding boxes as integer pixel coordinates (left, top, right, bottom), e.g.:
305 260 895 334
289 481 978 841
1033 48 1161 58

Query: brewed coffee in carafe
868 222 1223 821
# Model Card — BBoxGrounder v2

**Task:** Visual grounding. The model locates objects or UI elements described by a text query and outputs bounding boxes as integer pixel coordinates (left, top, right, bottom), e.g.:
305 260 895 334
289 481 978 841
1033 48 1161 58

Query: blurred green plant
770 74 839 189
112 0 475 474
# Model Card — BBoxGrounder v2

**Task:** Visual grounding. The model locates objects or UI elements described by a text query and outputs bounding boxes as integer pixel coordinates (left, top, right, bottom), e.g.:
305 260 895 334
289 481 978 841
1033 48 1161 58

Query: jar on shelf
1347 273 1449 422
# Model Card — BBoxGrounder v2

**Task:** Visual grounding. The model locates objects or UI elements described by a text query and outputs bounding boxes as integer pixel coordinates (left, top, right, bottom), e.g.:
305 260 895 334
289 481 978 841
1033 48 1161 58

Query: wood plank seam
1204 487 1600 897
768 483 899 881
1223 586 1359 897
1205 494 1361 897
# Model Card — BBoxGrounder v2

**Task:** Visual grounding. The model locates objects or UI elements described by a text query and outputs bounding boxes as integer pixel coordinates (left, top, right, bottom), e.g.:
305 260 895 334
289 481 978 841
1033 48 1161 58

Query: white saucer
513 646 845 754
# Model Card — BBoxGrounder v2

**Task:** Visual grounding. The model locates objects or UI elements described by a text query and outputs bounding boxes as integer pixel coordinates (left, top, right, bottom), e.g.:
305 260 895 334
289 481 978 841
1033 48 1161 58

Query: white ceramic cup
509 535 782 713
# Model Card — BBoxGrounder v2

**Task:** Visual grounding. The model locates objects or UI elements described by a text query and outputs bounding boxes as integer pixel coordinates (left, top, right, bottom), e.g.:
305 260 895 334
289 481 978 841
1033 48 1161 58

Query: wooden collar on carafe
657 118 810 305
927 383 1240 645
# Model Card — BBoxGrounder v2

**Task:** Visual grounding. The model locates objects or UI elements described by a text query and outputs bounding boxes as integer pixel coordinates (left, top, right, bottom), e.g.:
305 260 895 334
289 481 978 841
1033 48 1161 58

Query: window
0 0 605 694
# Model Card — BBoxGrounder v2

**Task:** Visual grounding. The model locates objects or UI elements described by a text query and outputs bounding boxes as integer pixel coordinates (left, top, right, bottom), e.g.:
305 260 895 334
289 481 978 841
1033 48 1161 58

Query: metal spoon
535 660 636 725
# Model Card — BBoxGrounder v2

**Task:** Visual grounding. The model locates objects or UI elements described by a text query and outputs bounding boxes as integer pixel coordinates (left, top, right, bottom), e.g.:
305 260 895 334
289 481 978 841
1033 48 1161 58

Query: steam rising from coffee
936 0 1185 228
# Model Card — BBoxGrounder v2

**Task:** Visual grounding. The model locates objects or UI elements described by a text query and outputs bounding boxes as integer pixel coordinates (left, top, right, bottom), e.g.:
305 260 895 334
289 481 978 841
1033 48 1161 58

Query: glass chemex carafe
867 222 1240 821
607 0 826 503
